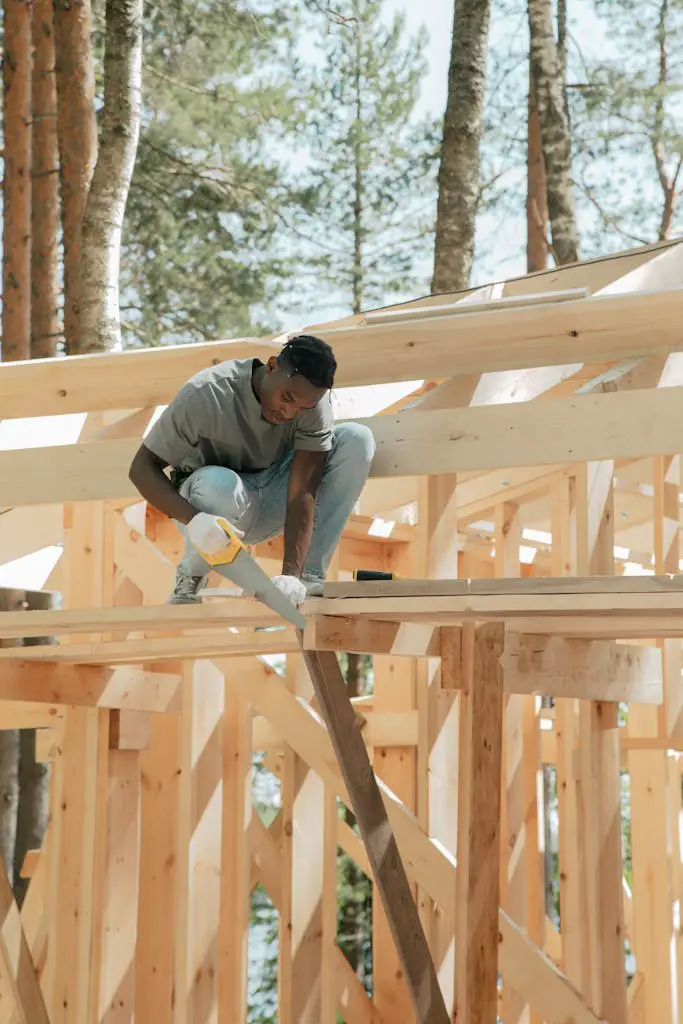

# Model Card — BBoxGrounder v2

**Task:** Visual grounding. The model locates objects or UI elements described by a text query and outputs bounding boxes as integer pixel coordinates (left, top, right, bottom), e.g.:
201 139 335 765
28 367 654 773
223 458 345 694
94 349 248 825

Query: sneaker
167 570 208 605
303 578 324 597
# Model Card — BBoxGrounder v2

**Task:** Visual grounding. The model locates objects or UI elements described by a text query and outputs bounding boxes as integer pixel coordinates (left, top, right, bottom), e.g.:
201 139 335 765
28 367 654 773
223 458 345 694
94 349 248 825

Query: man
129 333 375 605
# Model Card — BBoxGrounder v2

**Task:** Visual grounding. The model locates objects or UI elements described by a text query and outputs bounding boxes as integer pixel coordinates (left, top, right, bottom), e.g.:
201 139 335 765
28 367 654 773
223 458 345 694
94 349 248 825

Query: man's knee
332 422 376 467
182 466 245 516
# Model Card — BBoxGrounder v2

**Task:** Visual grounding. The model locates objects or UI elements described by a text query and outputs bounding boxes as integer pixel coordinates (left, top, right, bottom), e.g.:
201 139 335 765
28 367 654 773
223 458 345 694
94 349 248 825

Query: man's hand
187 512 243 556
272 575 307 607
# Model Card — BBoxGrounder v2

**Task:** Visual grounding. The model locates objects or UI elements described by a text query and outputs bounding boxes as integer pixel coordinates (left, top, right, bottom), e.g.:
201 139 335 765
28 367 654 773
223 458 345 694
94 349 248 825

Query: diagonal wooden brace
300 642 449 1024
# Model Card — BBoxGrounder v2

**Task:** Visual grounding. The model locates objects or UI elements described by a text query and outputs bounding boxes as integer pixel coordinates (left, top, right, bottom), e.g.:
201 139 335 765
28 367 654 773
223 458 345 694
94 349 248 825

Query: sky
384 0 453 119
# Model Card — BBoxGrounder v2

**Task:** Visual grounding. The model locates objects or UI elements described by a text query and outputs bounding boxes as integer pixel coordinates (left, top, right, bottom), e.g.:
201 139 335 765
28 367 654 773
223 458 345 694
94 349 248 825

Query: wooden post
218 684 251 1023
279 652 326 1024
627 454 679 1024
97 747 140 1023
372 540 420 1020
0 859 49 1024
300 646 449 1024
417 474 459 1011
48 706 109 1024
574 461 627 1024
135 713 183 1021
176 660 225 1024
321 789 338 1023
551 477 584 991
455 622 505 1024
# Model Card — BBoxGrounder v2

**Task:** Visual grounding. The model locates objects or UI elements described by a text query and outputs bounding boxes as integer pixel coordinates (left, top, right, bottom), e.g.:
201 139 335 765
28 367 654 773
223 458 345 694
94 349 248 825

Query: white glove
187 512 242 556
271 575 307 607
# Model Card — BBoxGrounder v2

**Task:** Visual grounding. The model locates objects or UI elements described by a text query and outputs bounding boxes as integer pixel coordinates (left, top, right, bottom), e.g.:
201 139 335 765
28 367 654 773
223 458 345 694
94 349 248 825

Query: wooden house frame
1 236 683 1022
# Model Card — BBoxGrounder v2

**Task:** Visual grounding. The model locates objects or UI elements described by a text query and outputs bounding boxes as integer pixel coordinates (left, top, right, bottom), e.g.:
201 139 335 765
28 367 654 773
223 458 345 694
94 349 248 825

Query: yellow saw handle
197 517 245 567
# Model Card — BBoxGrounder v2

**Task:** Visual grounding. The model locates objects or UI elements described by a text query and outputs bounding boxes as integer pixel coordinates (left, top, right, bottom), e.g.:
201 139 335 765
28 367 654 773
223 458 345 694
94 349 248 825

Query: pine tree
120 0 305 347
571 0 683 249
296 0 436 317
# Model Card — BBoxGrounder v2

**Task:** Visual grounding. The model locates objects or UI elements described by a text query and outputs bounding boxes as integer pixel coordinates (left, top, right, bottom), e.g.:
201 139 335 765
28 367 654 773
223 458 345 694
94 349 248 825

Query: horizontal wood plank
501 634 662 704
364 385 683 477
0 629 297 664
323 574 683 599
2 287 683 418
5 384 683 505
0 663 182 711
0 599 281 640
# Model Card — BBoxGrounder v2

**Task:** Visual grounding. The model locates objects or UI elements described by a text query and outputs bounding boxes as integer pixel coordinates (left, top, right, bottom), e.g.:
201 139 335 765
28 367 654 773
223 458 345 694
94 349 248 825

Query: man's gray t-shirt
144 358 334 479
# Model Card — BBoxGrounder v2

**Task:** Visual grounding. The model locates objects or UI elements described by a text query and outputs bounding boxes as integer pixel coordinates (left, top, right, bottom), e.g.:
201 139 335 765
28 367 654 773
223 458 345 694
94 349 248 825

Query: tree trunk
13 732 50 906
12 589 56 907
352 6 364 317
54 0 97 353
431 0 492 294
77 0 143 353
0 590 26 886
31 0 61 359
2 0 33 362
528 0 579 266
527 72 548 273
0 733 20 886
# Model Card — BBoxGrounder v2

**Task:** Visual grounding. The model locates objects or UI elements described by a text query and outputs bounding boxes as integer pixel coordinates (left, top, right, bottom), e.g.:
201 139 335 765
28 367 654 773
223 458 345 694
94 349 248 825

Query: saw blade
211 548 307 630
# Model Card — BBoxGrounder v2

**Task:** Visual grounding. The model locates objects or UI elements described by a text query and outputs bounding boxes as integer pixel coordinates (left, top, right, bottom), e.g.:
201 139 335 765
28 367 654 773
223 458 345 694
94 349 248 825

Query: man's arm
129 444 198 525
282 449 326 577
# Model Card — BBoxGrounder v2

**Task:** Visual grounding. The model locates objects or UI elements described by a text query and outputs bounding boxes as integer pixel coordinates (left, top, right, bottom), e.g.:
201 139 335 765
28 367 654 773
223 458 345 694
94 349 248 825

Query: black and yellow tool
352 570 399 582
196 516 307 629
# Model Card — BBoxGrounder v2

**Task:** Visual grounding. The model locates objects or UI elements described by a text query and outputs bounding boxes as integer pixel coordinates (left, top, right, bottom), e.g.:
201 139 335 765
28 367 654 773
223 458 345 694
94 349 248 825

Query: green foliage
120 0 309 347
570 0 683 250
289 0 438 317
249 884 279 1023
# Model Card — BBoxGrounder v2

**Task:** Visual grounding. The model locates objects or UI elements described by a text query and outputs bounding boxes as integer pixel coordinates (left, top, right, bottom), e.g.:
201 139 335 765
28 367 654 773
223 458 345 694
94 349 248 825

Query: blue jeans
176 422 375 582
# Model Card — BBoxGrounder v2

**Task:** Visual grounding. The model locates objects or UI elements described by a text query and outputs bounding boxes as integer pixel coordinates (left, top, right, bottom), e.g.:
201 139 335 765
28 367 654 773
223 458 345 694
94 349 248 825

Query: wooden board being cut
322 574 683 600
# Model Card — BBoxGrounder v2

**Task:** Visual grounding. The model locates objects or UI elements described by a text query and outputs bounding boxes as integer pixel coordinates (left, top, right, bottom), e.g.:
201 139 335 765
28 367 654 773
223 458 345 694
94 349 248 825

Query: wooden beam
322 574 683 599
0 703 65 729
176 660 224 1021
135 714 183 1021
301 647 449 1024
0 863 49 1024
497 915 603 1024
455 623 504 1024
49 707 109 1023
0 598 281 639
4 286 683 419
335 945 382 1024
304 615 440 657
0 505 62 565
9 381 683 506
366 539 419 1020
0 629 297 664
97 750 140 1023
249 812 283 908
364 385 683 477
253 711 419 750
0 662 182 712
500 634 663 704
227 655 603 1024
0 339 279 418
218 686 252 1022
